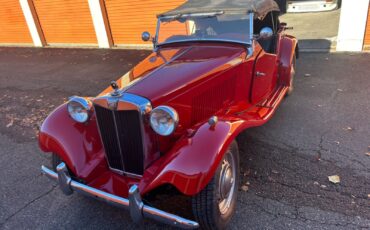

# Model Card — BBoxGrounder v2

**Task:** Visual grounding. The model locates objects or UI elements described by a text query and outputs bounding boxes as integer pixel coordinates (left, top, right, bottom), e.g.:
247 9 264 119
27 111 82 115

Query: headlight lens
67 97 92 123
150 106 179 136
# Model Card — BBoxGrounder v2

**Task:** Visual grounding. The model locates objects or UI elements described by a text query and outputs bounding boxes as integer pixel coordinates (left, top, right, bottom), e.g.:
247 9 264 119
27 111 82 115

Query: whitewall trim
19 0 43 47
88 0 111 48
336 0 370 52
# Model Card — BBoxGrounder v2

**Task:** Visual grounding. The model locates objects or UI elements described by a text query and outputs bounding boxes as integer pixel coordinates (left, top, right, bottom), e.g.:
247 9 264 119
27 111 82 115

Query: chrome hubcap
218 151 236 215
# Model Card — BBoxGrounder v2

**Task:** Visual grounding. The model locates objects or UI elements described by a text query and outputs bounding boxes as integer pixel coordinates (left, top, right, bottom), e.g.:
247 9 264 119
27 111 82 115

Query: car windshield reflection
157 13 252 46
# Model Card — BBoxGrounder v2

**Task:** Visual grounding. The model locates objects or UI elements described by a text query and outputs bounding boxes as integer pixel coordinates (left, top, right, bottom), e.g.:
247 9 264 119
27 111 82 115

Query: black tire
51 153 62 172
286 53 296 96
192 141 240 230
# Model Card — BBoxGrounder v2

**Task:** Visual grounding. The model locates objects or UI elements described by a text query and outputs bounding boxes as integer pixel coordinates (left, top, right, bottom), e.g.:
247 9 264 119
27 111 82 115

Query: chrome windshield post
248 12 254 57
154 19 160 51
249 12 254 42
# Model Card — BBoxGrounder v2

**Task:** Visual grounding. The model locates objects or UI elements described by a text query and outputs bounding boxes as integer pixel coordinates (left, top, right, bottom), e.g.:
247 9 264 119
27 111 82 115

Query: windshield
156 13 252 46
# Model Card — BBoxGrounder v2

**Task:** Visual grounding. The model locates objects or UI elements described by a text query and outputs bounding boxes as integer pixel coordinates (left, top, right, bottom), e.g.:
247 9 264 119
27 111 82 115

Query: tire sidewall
213 141 240 228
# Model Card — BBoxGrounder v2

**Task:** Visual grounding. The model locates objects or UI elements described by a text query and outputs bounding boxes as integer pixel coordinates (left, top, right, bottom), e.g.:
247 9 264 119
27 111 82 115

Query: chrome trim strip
249 12 254 42
154 19 160 50
249 12 254 56
109 167 143 179
41 163 199 229
93 93 152 115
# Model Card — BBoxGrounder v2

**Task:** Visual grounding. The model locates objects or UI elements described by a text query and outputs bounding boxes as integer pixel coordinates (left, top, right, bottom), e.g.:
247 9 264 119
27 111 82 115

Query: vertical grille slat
94 105 144 176
94 106 123 169
114 110 144 175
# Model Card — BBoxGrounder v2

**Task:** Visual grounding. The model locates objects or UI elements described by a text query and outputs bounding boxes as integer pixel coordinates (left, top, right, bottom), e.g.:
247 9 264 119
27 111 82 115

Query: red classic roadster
40 0 298 229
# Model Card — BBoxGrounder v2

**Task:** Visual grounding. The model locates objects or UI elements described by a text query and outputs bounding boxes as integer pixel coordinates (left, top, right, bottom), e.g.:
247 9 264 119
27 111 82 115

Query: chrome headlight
150 106 179 136
67 96 92 123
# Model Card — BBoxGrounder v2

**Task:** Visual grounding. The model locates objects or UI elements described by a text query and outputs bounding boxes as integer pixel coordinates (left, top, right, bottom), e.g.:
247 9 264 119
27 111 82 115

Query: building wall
2 0 369 51
364 6 370 50
104 0 185 46
0 0 33 44
33 0 97 46
336 0 370 52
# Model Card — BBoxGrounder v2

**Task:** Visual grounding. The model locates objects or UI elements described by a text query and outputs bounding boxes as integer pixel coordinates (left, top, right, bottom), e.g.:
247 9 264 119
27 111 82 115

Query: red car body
39 36 297 197
39 1 298 228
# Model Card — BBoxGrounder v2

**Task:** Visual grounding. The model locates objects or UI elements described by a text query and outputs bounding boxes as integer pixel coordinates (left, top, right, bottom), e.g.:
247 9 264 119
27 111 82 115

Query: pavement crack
0 185 57 227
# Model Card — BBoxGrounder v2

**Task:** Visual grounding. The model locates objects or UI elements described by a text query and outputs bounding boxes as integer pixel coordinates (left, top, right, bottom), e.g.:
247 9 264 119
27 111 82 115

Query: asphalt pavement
0 47 369 230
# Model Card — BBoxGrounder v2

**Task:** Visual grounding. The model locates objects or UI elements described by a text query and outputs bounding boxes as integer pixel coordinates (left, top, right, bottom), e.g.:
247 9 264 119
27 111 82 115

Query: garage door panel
364 6 370 46
0 0 33 44
105 0 185 45
33 0 97 45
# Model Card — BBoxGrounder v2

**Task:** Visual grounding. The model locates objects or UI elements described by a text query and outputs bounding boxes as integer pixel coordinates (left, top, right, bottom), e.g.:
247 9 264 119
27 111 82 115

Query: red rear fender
278 35 298 86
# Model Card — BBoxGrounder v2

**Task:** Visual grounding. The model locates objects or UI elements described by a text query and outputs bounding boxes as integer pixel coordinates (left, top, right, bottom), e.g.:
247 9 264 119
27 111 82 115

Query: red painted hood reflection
124 43 246 103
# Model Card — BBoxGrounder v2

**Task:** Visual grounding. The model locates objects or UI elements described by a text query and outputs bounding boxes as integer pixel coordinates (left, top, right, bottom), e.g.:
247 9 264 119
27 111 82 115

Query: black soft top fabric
158 0 280 19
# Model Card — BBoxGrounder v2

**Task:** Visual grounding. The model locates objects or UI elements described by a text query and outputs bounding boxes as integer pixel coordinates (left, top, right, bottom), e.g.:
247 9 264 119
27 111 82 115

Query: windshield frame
154 12 254 48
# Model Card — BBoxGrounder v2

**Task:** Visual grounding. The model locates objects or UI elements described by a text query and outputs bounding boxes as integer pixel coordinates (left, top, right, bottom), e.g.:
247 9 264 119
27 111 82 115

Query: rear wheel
286 53 296 96
192 141 240 230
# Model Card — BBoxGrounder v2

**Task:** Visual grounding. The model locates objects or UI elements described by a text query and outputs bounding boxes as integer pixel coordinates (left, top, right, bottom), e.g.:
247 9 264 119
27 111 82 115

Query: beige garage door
33 0 97 45
0 0 33 44
104 0 185 46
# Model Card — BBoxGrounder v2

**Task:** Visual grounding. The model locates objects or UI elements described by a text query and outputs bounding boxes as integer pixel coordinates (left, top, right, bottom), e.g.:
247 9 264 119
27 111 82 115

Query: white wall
336 0 370 51
19 0 43 47
88 0 111 48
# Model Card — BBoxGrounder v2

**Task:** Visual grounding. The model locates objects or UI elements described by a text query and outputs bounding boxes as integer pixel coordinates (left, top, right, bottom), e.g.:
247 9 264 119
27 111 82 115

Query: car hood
111 44 246 104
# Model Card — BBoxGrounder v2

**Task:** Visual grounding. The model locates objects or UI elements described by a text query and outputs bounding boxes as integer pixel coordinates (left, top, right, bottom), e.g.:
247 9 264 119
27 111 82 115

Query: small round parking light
150 106 179 136
67 96 92 123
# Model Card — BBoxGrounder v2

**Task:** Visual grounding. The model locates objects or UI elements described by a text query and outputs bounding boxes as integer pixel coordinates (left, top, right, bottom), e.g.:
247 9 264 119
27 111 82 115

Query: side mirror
259 27 273 39
142 31 151 42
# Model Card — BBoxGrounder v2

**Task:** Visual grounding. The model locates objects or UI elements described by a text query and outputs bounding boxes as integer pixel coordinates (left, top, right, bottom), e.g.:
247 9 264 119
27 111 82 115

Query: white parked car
286 0 341 13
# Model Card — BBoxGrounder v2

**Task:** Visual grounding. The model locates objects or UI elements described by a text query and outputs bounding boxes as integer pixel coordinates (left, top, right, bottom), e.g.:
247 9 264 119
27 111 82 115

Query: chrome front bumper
41 163 199 229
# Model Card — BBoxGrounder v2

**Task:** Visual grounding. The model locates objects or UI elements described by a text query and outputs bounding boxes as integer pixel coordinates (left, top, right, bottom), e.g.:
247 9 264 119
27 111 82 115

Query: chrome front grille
94 105 145 176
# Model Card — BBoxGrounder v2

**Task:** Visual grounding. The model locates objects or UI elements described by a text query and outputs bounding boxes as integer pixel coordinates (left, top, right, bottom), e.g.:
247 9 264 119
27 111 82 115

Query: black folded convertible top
158 0 280 19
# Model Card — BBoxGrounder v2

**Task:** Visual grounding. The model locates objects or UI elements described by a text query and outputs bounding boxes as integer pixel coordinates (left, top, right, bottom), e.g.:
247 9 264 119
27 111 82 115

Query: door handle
256 71 266 77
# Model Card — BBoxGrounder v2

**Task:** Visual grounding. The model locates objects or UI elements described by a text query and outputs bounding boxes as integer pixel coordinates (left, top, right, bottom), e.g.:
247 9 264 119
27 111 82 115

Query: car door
250 49 278 104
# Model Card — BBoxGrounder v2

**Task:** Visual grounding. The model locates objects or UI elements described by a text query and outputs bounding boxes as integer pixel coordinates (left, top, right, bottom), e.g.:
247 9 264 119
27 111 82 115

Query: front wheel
192 141 240 230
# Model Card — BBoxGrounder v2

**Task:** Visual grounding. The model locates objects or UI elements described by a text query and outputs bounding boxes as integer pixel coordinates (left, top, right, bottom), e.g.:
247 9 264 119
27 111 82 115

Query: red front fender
39 105 272 197
39 104 107 182
39 104 249 197
139 119 247 196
